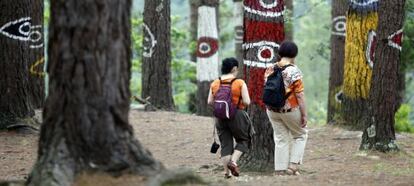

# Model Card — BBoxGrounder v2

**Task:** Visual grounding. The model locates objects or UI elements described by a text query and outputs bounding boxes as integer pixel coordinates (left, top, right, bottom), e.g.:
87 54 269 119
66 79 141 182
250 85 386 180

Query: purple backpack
213 78 238 120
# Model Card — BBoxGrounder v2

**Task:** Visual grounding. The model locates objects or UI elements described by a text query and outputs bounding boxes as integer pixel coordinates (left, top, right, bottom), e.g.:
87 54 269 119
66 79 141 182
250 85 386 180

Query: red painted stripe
244 19 285 42
244 67 266 108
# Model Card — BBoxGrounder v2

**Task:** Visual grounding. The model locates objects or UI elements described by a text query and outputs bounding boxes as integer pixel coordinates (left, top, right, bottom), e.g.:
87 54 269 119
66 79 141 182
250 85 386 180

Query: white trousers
267 109 308 171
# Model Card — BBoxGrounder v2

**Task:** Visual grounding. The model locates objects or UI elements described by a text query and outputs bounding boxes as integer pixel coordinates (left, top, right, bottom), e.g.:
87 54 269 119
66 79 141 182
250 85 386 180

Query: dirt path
1 111 414 185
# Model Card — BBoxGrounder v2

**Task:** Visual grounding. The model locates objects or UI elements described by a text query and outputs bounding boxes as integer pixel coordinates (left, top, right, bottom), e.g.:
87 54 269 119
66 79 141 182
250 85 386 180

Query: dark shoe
224 173 232 179
227 161 240 177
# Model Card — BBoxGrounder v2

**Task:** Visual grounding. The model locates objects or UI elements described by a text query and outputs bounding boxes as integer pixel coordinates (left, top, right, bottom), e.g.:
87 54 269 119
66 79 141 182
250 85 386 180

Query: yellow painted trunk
343 12 378 99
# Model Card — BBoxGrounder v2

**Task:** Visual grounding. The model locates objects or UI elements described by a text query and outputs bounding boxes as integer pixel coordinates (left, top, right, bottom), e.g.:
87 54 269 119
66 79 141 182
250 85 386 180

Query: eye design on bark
335 90 344 104
29 25 43 49
0 17 32 41
365 30 377 69
143 23 157 58
332 16 346 37
196 37 219 58
243 41 279 68
387 29 403 51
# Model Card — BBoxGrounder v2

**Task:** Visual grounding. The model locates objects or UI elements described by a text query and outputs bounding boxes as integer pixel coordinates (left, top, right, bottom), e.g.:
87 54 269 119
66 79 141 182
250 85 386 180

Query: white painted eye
0 17 32 41
332 16 346 37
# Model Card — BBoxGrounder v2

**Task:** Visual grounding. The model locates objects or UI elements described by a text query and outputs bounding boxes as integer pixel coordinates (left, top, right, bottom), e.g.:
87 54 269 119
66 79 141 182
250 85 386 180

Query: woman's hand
264 65 275 79
301 115 307 128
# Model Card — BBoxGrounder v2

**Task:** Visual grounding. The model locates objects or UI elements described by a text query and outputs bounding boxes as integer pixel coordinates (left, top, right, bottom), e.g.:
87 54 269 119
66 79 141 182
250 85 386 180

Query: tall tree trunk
234 0 244 77
360 0 406 152
27 1 163 185
327 0 348 123
190 0 201 63
196 0 219 116
342 0 378 129
239 0 285 171
284 0 293 41
0 0 37 129
27 0 45 109
142 0 175 110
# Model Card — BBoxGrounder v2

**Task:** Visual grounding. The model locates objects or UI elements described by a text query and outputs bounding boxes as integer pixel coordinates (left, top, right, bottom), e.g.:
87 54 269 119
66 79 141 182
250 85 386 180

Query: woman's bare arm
241 82 251 106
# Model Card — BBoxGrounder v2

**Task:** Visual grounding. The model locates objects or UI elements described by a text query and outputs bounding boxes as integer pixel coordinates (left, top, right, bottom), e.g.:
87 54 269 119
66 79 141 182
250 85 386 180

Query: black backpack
262 64 292 109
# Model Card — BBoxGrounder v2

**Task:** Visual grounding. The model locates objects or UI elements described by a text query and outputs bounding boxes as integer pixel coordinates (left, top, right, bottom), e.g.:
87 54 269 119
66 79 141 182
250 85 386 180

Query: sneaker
224 173 232 179
227 161 240 177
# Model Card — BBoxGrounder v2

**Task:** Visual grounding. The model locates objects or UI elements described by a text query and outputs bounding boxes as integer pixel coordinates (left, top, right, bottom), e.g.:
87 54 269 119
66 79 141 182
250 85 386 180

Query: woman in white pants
264 41 308 175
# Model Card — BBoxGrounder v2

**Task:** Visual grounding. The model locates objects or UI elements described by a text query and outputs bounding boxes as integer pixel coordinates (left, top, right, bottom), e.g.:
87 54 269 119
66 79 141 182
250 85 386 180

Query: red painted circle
260 48 272 59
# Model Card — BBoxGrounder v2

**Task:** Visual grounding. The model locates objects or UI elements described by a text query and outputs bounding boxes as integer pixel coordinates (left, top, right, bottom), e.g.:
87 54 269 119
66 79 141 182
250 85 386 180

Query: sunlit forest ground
1 111 413 185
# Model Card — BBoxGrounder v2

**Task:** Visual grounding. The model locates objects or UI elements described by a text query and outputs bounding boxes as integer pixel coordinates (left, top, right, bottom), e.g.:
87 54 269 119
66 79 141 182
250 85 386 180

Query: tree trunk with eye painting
196 0 220 116
27 0 45 109
327 0 348 123
27 0 163 185
142 0 175 110
238 0 285 171
342 0 378 129
0 0 43 130
360 0 406 152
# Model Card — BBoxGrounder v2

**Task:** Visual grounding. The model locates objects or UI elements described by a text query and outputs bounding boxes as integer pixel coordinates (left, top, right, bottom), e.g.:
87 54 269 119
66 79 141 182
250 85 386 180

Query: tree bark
239 0 285 171
0 0 37 129
27 0 45 109
327 0 348 123
196 0 220 116
27 1 163 185
234 0 244 78
190 0 201 63
360 0 406 152
142 0 175 110
284 0 293 41
342 1 378 130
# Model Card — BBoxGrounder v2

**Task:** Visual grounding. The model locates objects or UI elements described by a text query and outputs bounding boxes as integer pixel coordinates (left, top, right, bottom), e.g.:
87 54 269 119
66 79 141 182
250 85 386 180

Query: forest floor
1 110 414 186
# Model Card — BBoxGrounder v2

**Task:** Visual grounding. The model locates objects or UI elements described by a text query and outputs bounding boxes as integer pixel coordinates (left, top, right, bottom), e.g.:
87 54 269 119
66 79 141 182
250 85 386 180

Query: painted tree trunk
27 1 163 185
196 1 219 116
360 0 406 152
0 0 38 129
27 0 45 109
234 0 244 77
327 0 348 123
142 0 175 110
239 0 285 171
342 0 378 129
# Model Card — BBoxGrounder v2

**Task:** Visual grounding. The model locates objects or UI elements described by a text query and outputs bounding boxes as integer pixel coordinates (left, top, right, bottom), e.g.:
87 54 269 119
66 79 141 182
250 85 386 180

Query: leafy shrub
395 104 414 133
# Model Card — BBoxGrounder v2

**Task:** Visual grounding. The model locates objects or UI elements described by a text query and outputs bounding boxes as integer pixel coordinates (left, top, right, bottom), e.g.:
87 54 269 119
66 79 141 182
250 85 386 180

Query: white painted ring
257 45 274 62
19 22 31 36
29 30 42 42
198 42 211 54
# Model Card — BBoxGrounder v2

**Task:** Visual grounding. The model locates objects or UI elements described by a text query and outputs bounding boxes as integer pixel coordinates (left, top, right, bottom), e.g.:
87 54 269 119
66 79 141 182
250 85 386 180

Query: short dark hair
221 57 239 74
278 41 298 58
